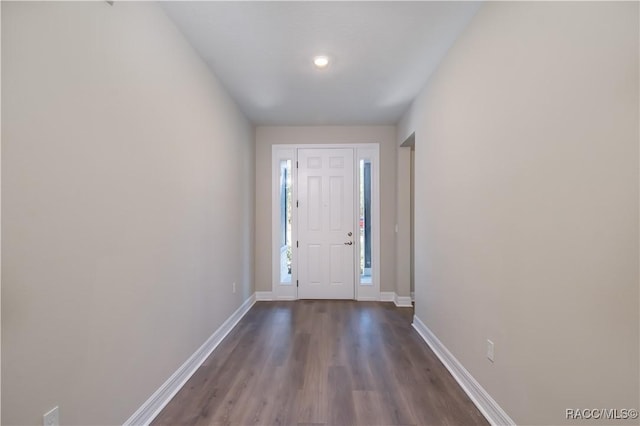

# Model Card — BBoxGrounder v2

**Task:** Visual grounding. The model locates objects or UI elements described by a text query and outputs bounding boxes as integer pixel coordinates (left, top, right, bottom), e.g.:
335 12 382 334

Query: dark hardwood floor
152 301 488 426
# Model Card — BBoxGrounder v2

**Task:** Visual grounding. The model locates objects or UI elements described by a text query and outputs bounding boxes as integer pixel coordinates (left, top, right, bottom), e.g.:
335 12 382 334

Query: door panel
307 176 322 231
298 148 355 299
308 244 322 285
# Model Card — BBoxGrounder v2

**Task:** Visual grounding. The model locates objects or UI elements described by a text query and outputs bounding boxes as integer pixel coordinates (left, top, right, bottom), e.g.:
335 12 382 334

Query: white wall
255 126 397 293
399 2 639 424
2 2 254 425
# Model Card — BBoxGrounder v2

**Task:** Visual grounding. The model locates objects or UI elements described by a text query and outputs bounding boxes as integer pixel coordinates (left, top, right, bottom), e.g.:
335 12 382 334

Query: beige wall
410 148 414 295
398 1 639 424
255 126 397 293
396 146 412 298
2 2 254 425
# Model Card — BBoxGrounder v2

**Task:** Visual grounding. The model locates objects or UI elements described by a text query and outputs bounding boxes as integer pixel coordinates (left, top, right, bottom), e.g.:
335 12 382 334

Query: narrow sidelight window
359 159 372 284
279 160 293 283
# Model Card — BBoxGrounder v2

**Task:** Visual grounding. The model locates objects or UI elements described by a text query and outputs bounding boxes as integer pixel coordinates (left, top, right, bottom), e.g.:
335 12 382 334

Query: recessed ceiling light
313 55 329 68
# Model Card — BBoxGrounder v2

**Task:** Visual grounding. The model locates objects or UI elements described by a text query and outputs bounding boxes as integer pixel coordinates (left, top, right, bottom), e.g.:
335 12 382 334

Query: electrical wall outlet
43 406 59 426
232 282 236 294
486 339 495 362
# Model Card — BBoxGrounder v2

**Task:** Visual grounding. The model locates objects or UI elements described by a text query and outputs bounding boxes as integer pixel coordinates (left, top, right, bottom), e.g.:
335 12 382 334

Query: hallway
3 2 637 424
152 301 487 426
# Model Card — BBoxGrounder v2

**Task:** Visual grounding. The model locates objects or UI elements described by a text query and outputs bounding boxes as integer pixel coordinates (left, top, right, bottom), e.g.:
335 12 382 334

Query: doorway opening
400 133 415 301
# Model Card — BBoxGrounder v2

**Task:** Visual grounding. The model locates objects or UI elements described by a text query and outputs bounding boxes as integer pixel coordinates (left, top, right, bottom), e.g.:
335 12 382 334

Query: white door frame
271 144 380 301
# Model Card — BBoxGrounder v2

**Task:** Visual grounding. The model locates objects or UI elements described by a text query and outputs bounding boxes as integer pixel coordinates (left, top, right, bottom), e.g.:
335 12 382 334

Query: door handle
344 241 353 245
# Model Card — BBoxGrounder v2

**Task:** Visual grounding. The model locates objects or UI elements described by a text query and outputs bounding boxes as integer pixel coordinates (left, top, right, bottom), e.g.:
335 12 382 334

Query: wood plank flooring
152 301 488 426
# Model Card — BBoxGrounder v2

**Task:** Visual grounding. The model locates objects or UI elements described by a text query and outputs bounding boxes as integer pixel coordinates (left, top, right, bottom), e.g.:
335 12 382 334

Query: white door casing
297 148 355 299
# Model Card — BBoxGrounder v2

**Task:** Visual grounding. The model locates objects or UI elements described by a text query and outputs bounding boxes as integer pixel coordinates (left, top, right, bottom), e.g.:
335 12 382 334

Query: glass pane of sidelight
279 160 293 283
359 159 372 284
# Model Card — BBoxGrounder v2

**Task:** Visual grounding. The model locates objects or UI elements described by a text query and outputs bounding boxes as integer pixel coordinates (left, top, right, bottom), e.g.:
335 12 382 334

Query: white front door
297 148 355 299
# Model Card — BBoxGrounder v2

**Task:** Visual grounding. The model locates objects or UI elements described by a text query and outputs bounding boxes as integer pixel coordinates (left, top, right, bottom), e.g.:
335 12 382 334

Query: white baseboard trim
259 291 411 306
412 315 515 426
394 294 413 307
123 294 256 426
256 291 298 301
380 291 395 302
380 291 413 307
255 291 273 301
356 296 379 301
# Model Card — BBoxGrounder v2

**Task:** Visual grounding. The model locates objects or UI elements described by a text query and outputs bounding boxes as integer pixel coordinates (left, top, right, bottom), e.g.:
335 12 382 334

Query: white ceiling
161 1 481 125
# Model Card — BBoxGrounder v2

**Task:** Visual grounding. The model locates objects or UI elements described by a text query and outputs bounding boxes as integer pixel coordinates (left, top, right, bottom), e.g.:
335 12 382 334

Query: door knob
347 232 353 236
344 241 353 245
